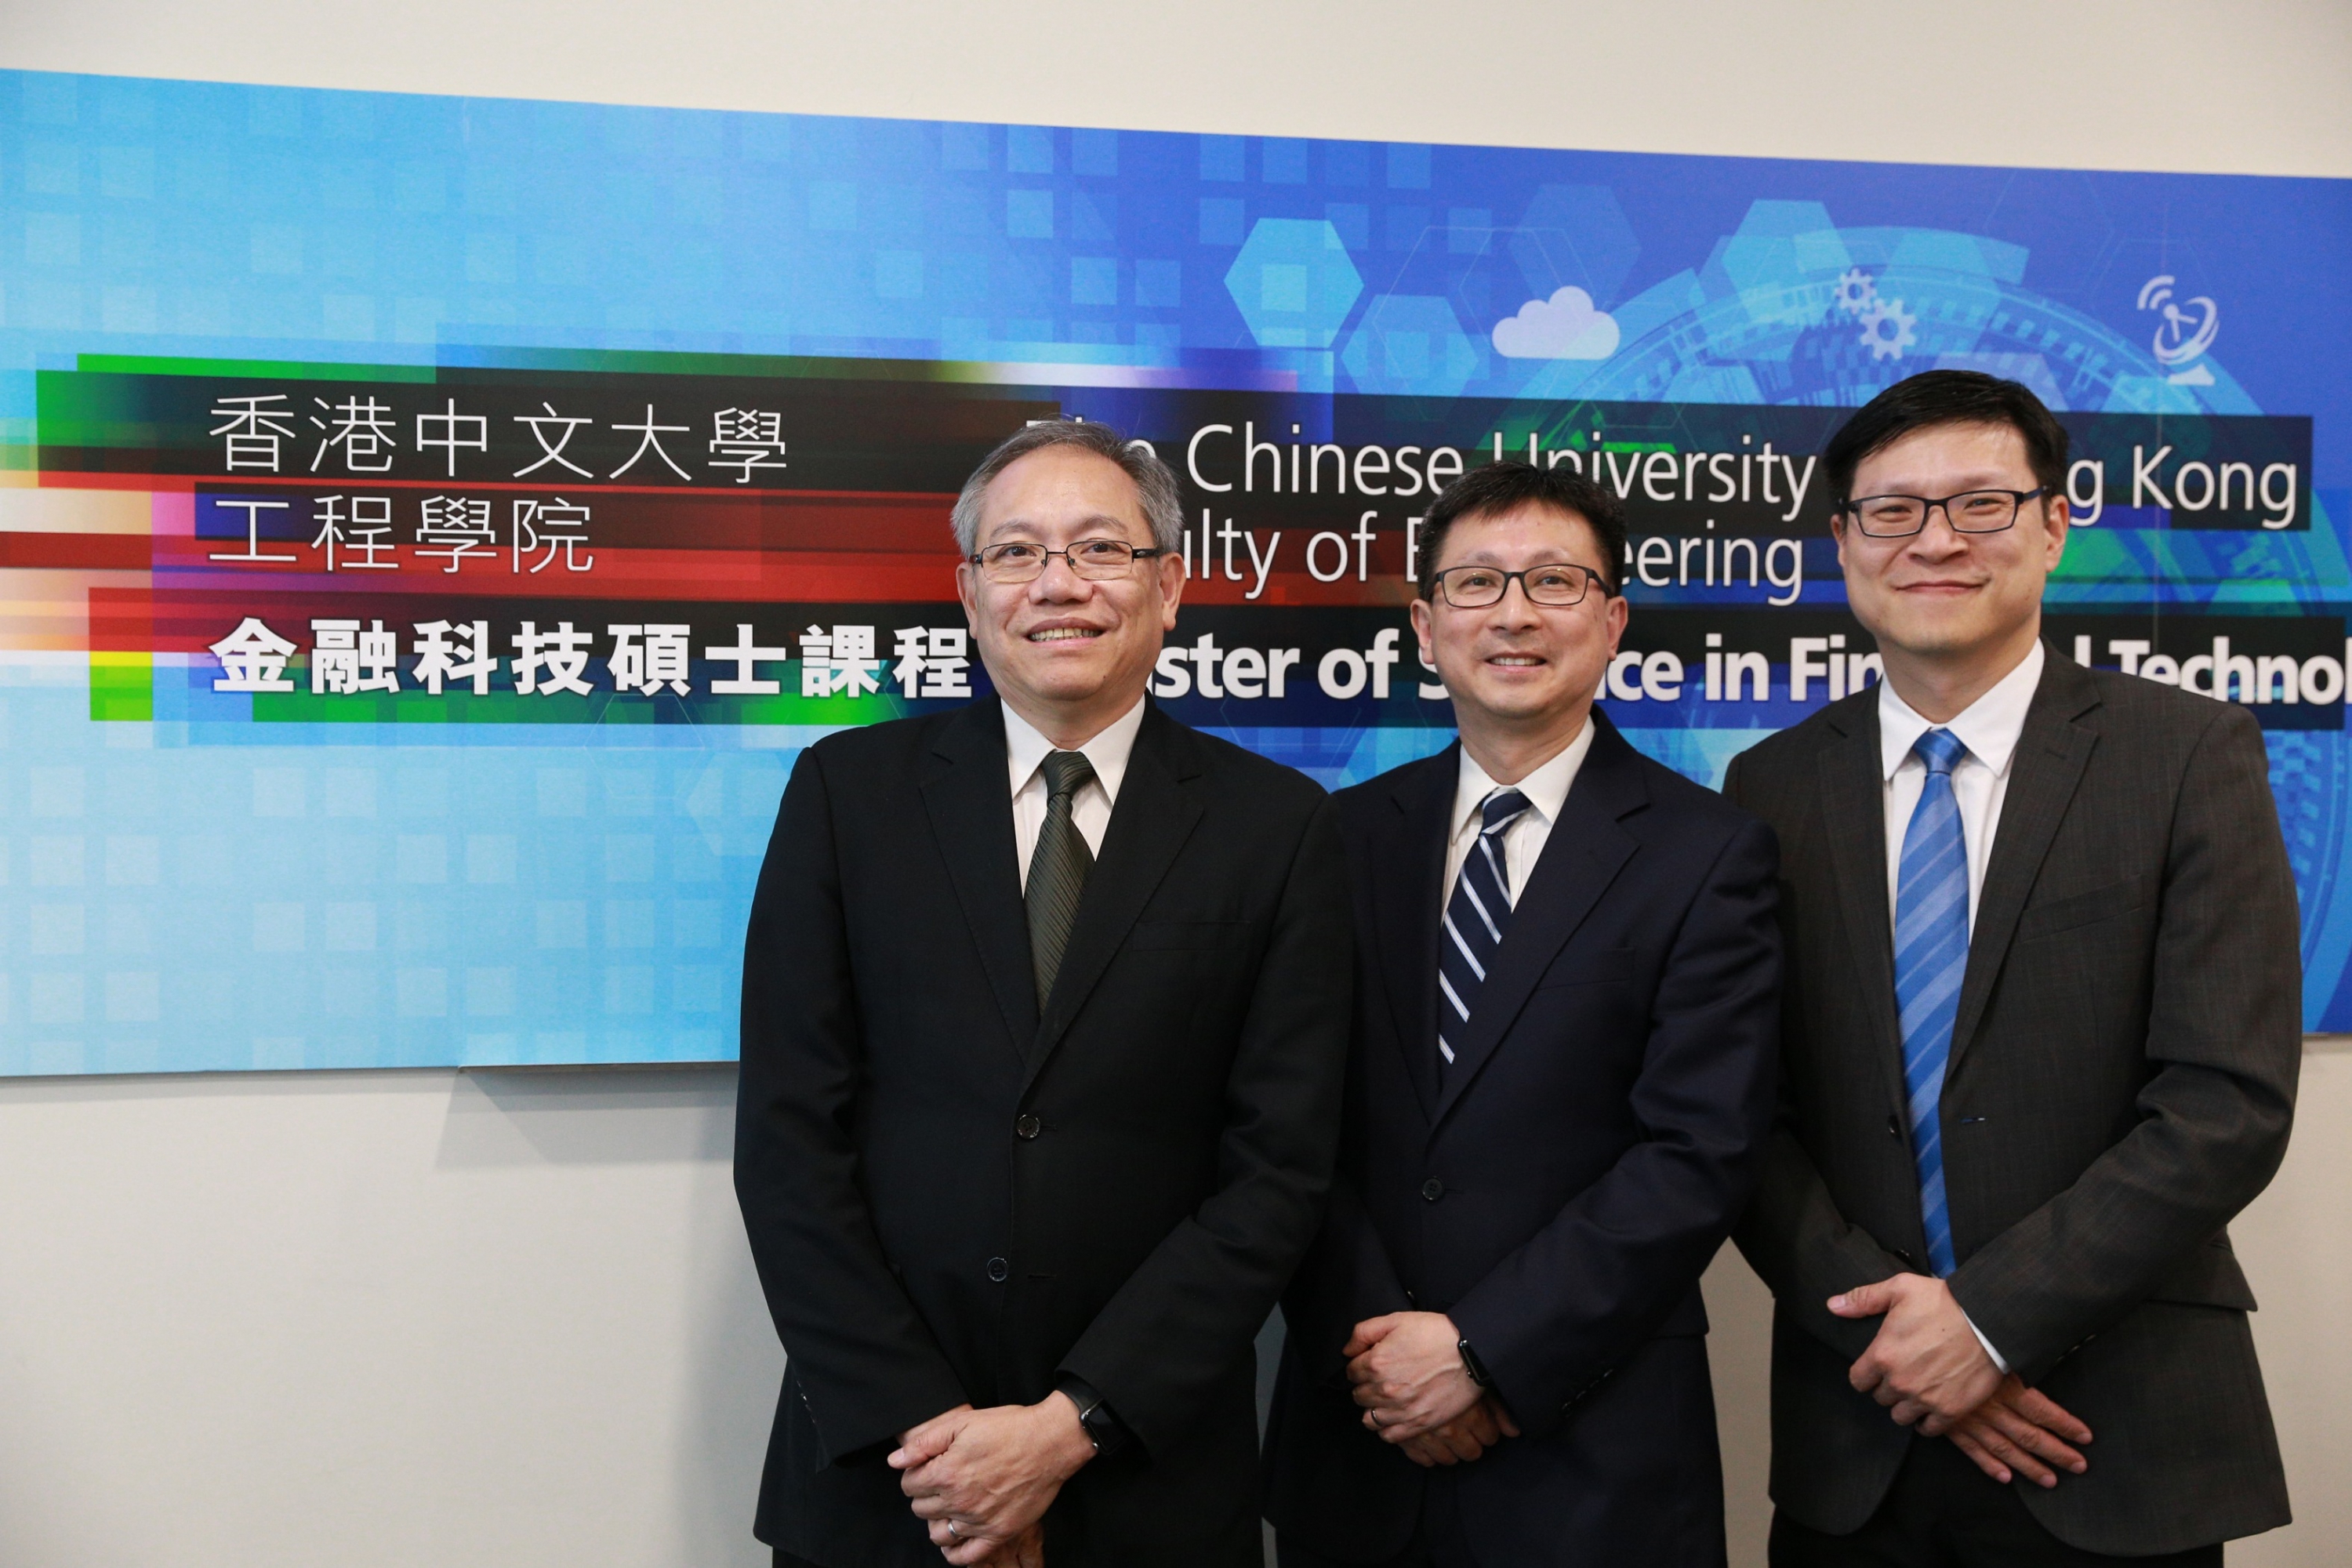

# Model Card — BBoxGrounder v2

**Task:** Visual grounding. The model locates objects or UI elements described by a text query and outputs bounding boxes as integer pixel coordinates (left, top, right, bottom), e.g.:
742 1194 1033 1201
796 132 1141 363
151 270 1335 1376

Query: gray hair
949 419 1184 557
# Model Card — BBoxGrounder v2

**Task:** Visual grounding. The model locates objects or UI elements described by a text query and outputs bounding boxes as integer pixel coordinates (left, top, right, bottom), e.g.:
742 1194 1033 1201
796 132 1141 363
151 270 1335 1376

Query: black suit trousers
1276 1474 1475 1568
1768 1438 2221 1568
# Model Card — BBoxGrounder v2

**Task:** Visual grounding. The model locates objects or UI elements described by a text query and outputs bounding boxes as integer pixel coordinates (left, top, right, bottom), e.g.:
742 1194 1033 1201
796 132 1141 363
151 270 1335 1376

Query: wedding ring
946 1519 967 1541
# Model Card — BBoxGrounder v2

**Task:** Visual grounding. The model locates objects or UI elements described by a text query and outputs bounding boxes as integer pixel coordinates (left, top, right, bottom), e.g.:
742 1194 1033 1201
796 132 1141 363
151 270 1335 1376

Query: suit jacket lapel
1817 696 1911 1123
1373 746 1457 1122
1947 652 2100 1079
917 698 1037 1063
1023 704 1206 1090
1430 714 1643 1131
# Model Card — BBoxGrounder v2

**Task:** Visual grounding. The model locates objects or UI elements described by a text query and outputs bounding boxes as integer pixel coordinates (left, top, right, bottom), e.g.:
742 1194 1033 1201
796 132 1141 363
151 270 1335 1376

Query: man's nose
1029 554 1091 599
1491 579 1545 624
1907 510 1971 556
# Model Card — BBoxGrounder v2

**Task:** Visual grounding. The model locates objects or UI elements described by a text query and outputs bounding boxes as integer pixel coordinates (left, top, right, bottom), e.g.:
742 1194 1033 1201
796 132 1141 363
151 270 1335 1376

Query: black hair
1414 460 1628 598
1823 369 2069 512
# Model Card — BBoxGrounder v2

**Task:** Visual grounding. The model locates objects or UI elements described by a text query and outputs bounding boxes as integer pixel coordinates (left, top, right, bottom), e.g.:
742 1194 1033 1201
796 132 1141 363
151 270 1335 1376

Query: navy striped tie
1894 728 1970 1277
1437 788 1533 1079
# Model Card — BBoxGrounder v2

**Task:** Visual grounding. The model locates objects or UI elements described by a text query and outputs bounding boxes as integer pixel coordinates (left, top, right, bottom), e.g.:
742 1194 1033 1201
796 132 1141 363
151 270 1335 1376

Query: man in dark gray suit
1725 370 2299 1566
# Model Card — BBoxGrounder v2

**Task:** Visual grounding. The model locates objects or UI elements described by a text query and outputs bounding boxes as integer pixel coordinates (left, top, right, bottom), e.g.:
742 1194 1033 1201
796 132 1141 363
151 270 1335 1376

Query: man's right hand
1397 1392 1519 1468
891 1395 1093 1563
1945 1374 2092 1488
968 1520 1044 1568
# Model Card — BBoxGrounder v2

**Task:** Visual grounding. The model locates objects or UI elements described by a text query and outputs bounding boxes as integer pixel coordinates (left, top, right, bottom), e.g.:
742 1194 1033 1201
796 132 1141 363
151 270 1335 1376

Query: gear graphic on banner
1858 296 1918 361
1832 267 1877 318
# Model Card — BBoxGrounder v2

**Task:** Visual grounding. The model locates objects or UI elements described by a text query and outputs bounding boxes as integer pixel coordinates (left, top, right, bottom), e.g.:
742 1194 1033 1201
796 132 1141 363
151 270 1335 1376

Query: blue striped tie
1895 728 1970 1277
1437 788 1532 1079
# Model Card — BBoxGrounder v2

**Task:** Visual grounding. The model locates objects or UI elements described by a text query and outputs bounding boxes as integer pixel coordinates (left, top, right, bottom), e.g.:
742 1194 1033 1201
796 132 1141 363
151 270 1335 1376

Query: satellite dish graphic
2137 274 2220 370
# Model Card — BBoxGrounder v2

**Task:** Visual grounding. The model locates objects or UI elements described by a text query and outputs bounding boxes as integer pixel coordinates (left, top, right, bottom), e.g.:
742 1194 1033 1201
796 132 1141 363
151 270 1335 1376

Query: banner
2 71 2347 1072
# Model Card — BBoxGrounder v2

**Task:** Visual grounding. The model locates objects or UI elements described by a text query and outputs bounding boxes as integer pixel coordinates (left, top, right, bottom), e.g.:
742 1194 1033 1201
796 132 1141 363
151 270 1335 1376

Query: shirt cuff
1962 1310 2010 1376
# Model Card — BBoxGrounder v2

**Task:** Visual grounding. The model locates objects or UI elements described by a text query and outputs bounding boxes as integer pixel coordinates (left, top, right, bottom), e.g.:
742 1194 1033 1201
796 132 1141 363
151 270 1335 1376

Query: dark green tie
1026 750 1097 1007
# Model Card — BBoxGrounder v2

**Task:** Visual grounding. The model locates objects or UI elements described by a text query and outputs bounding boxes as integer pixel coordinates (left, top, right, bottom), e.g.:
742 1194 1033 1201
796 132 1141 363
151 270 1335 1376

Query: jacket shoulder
1724 692 1864 784
1327 749 1451 831
2081 665 2250 734
1175 723 1330 815
800 708 960 775
1627 743 1768 841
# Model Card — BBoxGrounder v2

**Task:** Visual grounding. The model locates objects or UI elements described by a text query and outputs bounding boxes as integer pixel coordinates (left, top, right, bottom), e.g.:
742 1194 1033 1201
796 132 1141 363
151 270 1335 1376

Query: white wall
1 4 2348 1563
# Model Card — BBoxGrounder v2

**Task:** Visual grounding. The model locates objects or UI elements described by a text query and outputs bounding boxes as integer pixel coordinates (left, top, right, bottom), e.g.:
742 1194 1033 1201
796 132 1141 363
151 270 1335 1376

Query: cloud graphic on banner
1491 287 1621 360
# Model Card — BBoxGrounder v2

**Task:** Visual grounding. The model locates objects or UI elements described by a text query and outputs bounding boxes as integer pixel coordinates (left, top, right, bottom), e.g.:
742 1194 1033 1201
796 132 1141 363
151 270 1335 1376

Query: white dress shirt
1876 637 2045 1374
1878 640 2044 932
1440 718 1598 917
1004 695 1147 885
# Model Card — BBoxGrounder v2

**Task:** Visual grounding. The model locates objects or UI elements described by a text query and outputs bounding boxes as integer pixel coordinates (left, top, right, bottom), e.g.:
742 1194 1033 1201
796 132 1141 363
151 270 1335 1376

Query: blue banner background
2 69 2348 1069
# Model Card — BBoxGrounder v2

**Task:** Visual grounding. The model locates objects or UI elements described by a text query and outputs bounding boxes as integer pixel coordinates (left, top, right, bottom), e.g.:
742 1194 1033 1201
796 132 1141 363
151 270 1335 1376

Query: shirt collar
1452 717 1596 837
1878 639 2045 782
1004 693 1148 806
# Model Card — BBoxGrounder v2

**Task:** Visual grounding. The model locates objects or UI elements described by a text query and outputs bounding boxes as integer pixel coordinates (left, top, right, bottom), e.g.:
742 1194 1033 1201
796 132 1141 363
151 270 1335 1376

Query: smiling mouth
1027 626 1105 643
1486 654 1545 666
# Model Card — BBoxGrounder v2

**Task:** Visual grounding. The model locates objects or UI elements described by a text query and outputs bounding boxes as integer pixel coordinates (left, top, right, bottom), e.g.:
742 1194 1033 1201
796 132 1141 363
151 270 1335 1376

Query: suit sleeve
1722 750 1916 1364
1446 815 1783 1437
1058 798 1355 1456
1281 1165 1415 1388
1947 704 2302 1383
734 746 969 1467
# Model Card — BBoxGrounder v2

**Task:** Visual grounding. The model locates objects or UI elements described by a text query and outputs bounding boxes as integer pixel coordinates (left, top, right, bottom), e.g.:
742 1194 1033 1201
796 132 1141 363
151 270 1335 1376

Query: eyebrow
1449 552 1602 571
1853 473 2027 493
984 512 1138 542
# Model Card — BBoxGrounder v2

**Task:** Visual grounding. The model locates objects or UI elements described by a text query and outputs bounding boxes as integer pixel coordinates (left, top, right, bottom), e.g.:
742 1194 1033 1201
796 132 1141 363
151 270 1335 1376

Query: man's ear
1602 590 1630 658
2041 493 2071 570
1157 548 1186 630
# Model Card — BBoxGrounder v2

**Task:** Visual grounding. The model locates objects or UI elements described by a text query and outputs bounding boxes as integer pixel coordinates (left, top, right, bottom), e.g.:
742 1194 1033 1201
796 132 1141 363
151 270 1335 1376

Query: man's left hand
1396 1392 1522 1467
1345 1311 1486 1443
889 1393 1094 1563
1831 1273 2002 1435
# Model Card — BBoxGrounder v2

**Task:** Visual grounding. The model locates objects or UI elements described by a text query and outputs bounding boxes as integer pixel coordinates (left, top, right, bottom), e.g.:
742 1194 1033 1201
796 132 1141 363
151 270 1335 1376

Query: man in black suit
735 419 1352 1568
1264 462 1783 1567
1726 370 2300 1565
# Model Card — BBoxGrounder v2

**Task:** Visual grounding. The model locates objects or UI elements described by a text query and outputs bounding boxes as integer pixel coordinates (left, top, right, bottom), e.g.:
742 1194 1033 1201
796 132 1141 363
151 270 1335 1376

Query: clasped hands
887 1394 1094 1566
1831 1273 2094 1489
1345 1311 1520 1467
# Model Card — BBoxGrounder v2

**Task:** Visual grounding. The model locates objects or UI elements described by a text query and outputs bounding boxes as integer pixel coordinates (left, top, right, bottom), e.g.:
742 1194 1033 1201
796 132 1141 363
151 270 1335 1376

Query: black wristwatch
1457 1336 1494 1388
1057 1374 1131 1459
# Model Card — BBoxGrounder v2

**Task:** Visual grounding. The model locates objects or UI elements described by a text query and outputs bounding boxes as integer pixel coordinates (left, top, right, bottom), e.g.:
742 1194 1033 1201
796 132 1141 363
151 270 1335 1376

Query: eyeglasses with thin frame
1432 561 1614 609
1837 487 2049 539
969 537 1167 583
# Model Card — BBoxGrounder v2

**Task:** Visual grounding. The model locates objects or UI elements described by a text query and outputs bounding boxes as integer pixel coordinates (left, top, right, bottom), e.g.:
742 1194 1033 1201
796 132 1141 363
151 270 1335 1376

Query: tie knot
1040 750 1096 802
1913 728 1968 777
1479 788 1533 836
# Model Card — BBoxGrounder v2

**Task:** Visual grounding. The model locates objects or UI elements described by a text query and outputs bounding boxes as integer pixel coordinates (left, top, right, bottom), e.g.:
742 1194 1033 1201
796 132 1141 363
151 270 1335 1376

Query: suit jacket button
1421 1178 1446 1203
1014 1115 1043 1140
986 1257 1009 1283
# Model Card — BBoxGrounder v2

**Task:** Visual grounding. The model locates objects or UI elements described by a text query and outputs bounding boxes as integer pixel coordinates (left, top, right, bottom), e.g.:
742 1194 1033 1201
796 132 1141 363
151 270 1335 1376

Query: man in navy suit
1263 461 1782 1566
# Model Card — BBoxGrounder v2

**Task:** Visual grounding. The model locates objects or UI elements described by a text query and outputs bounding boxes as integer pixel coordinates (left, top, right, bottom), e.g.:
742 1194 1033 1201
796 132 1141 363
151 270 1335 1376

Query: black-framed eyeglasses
1432 561 1613 609
969 537 1167 583
1837 487 2049 538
